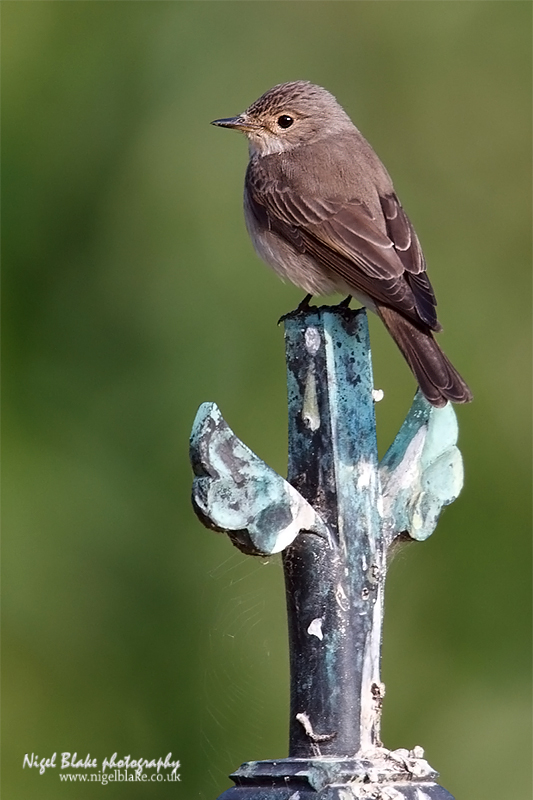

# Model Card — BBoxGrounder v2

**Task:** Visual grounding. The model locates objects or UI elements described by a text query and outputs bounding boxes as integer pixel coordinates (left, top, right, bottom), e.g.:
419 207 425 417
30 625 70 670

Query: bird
211 81 472 407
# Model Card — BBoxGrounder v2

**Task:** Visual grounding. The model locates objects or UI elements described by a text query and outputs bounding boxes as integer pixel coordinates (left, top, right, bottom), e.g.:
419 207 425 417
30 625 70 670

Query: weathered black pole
283 309 383 758
190 305 463 799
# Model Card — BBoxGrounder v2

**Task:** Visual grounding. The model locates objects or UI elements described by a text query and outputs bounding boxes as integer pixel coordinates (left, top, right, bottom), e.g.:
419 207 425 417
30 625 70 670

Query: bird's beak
211 114 258 133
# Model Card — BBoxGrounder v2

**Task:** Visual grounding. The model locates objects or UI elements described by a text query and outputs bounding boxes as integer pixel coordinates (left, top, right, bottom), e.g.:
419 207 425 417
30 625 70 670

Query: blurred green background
3 2 531 799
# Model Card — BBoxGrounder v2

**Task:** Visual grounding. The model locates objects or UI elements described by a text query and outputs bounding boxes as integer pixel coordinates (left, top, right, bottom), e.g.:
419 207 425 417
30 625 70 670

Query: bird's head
211 81 354 156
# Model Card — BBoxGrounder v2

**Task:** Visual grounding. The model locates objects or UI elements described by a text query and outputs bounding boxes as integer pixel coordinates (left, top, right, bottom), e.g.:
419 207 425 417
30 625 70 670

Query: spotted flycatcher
212 81 472 407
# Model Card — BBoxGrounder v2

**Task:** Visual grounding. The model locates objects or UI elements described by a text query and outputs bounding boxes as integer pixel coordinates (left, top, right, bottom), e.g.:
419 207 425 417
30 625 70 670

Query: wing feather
246 160 440 330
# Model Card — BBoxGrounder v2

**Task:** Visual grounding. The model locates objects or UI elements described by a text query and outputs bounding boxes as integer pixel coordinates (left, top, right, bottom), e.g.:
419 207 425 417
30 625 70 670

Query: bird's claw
278 294 316 325
334 295 352 309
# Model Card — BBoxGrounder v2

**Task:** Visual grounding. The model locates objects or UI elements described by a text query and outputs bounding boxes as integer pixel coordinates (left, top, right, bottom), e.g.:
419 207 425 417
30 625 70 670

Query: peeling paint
302 365 321 431
360 566 385 750
335 583 349 611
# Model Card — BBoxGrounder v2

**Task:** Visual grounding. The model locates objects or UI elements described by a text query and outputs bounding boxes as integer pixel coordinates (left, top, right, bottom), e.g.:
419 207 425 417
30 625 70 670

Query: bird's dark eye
277 115 294 129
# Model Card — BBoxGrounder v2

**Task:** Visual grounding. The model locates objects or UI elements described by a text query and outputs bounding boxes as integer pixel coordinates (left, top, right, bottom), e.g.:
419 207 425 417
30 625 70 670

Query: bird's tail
377 305 473 408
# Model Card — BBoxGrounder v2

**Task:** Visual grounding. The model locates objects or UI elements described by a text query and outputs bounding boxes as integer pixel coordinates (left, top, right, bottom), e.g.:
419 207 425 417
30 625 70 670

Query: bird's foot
278 294 316 324
334 295 352 309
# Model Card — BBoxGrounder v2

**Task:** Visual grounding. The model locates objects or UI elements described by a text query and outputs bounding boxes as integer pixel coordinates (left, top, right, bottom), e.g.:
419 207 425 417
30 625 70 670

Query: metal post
283 308 384 758
190 305 463 799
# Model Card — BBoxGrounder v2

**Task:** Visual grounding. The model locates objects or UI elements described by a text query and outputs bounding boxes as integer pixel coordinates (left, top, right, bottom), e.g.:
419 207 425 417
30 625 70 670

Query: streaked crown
212 81 355 156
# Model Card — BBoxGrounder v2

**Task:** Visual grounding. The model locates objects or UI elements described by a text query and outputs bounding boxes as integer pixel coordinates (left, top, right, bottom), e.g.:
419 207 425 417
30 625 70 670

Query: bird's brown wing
246 161 440 330
379 193 440 330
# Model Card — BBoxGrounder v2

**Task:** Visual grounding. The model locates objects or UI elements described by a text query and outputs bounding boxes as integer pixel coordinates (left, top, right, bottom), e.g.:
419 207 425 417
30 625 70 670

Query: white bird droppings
304 326 321 354
307 617 324 640
357 461 373 489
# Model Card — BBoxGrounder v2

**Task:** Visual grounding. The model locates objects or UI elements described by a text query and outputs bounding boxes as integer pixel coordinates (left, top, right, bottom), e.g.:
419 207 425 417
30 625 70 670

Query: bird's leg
297 293 314 312
278 294 315 324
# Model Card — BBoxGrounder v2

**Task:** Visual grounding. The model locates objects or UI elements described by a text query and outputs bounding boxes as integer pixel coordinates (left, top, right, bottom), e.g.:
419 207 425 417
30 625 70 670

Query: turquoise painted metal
190 306 462 799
